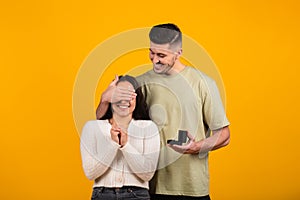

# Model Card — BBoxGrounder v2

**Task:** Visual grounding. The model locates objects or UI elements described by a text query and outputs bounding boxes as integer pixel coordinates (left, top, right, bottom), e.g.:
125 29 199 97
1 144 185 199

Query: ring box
167 130 188 145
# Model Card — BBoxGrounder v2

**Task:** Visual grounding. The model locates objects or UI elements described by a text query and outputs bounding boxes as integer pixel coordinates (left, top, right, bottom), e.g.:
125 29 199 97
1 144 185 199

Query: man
96 23 230 200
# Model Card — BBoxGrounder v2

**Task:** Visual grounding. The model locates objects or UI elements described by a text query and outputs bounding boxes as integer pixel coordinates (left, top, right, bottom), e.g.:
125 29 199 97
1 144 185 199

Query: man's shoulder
136 70 155 83
185 66 215 84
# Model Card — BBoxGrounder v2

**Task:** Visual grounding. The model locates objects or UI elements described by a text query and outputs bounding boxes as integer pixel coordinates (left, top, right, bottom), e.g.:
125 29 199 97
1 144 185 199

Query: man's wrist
194 141 201 153
100 96 109 104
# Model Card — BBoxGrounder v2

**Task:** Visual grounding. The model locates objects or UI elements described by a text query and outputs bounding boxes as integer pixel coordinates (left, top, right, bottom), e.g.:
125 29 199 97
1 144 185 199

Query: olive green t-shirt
136 66 230 196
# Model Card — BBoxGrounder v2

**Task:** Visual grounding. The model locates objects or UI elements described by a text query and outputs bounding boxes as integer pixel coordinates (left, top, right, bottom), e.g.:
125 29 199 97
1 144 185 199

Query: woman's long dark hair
99 75 150 120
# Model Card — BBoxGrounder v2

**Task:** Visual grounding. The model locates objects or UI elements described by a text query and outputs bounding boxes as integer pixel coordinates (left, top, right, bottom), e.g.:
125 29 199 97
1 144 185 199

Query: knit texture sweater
80 120 160 189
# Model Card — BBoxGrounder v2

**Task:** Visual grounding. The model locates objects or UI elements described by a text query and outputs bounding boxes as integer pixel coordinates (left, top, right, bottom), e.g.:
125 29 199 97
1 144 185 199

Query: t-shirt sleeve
201 77 230 131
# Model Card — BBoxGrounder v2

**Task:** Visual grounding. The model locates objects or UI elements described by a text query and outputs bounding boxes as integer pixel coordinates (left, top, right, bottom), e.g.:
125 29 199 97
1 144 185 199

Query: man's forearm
96 99 109 119
199 126 230 153
169 126 230 155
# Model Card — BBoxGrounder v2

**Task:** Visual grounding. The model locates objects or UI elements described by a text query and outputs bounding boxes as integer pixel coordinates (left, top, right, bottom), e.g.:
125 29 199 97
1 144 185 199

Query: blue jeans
91 186 150 200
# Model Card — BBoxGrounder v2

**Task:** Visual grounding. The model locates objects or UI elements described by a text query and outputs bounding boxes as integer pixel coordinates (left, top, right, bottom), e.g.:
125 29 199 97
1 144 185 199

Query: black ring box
167 130 188 145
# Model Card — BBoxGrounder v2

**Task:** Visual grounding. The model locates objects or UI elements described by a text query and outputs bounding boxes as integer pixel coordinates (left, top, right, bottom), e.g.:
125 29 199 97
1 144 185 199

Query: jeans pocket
91 188 101 200
130 188 150 199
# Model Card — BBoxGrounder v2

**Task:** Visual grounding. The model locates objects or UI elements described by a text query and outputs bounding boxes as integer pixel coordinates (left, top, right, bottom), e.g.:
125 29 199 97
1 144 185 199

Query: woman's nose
120 100 130 104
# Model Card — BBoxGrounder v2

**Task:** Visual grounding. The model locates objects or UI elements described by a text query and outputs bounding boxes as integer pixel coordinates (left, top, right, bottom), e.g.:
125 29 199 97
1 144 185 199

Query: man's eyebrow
149 48 167 55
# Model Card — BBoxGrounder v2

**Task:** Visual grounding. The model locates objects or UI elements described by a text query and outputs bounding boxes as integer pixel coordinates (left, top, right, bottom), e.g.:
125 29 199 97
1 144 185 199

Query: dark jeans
91 186 150 200
150 194 211 200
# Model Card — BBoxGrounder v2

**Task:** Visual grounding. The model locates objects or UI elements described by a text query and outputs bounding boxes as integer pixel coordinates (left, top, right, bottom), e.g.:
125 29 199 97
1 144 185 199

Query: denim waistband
93 186 146 193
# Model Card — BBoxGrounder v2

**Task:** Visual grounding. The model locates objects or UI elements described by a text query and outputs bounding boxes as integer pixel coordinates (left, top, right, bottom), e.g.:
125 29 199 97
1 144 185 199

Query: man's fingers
111 87 137 103
187 131 196 141
109 74 119 86
114 74 119 82
168 144 187 154
117 86 136 93
111 96 133 104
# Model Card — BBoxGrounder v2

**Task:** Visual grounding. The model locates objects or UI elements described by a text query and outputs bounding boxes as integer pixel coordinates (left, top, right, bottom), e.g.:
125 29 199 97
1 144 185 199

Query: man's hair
149 23 182 49
99 75 150 120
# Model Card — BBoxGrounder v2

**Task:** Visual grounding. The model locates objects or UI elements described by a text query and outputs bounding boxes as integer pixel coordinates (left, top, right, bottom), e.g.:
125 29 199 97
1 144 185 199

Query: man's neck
167 62 186 75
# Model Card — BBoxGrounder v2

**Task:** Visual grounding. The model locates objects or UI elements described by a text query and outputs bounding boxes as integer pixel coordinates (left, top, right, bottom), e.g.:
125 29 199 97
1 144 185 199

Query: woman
80 75 160 200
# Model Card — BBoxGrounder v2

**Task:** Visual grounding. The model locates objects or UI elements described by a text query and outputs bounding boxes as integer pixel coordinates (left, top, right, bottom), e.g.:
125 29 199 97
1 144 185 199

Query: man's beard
153 60 175 74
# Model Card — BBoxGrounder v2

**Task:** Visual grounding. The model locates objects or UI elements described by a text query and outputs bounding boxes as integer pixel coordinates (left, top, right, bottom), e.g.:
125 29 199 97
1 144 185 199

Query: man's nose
152 55 160 64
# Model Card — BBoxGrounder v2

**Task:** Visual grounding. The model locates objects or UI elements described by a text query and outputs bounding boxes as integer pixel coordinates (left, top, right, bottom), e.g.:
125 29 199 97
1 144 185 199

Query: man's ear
175 49 183 59
177 49 183 56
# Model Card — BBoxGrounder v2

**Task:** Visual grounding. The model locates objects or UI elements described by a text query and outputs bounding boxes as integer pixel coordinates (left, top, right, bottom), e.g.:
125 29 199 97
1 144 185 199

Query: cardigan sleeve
80 120 119 180
120 121 160 181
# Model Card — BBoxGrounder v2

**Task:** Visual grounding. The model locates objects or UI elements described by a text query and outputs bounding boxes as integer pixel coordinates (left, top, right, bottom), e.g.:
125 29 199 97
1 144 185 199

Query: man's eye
158 54 166 58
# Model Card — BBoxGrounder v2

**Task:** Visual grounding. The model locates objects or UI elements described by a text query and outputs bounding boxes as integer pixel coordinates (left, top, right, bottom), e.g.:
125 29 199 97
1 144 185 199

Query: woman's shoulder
82 120 109 130
84 119 108 125
131 120 157 128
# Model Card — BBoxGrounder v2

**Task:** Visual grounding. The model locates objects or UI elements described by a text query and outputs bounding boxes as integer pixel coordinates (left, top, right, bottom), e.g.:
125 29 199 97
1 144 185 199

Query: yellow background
1 0 299 199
